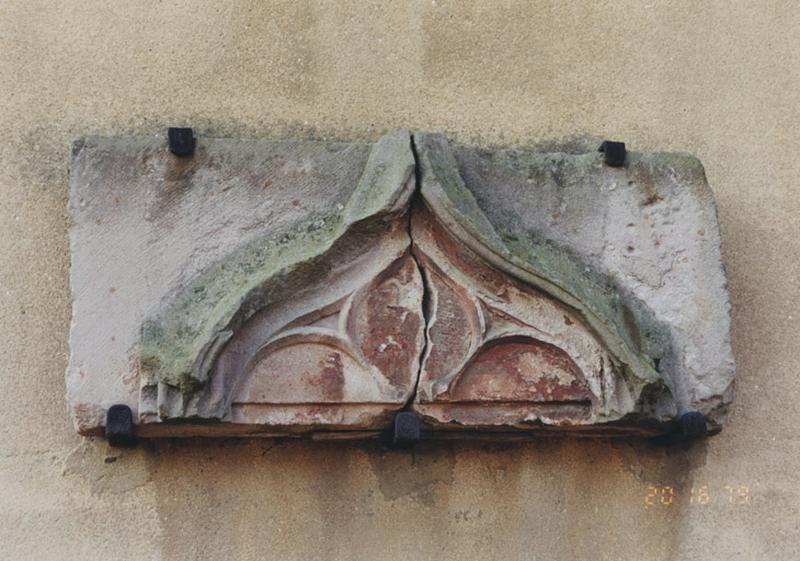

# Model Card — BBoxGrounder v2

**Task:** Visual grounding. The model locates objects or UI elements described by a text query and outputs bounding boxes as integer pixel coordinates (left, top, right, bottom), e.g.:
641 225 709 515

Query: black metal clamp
168 127 196 157
674 411 707 440
391 411 421 448
105 404 137 447
599 140 626 167
655 411 707 444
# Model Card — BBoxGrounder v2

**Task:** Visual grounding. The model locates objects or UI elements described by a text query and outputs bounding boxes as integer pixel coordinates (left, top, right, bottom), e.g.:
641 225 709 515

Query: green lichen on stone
413 132 666 402
412 132 506 248
139 130 415 416
140 214 343 389
496 227 667 388
345 130 417 223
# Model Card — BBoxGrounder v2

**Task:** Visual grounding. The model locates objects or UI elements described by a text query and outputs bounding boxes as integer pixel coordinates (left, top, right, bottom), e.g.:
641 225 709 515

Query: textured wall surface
1 1 798 560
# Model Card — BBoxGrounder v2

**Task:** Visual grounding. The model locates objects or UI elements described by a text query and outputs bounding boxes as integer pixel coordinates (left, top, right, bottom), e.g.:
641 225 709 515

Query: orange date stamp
644 485 751 507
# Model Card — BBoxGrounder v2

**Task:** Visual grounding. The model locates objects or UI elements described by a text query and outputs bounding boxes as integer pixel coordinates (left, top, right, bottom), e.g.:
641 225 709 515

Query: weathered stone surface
412 202 625 431
68 130 422 435
412 132 734 433
67 130 734 438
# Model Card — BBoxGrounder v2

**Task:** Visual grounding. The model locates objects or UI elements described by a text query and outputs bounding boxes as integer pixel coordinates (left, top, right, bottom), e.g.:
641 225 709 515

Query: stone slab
67 130 734 437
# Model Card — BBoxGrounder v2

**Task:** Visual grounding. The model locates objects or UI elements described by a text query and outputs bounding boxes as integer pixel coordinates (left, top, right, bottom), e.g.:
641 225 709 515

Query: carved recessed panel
223 252 424 429
67 130 735 439
411 204 610 428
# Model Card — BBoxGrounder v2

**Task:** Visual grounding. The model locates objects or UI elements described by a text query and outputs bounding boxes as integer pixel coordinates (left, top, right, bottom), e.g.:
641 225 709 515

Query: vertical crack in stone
404 133 429 412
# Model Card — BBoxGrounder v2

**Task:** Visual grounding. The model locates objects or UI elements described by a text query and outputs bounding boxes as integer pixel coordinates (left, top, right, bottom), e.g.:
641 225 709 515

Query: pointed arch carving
66 130 734 438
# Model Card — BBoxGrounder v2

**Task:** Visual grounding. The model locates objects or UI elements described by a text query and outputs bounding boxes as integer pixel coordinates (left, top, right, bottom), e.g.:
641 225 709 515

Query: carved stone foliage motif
67 130 735 439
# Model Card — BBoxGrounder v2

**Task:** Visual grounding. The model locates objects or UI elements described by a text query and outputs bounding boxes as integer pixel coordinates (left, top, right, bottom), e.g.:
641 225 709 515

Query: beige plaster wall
1 1 798 560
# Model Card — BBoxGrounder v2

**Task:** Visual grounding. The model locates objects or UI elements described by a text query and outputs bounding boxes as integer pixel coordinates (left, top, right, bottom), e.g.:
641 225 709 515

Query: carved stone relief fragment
411 202 615 429
67 130 734 439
